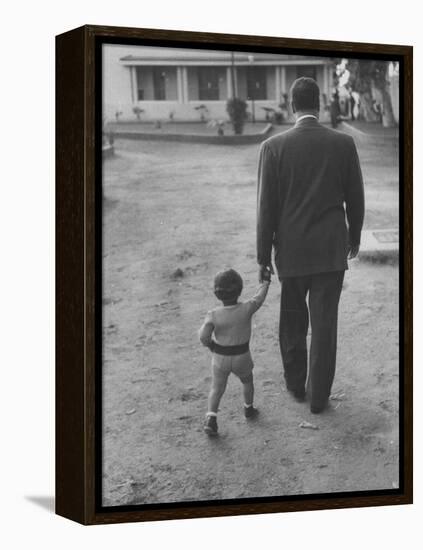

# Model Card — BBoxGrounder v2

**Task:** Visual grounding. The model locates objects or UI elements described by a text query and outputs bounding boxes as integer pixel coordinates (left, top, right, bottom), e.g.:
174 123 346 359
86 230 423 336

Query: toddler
198 268 270 436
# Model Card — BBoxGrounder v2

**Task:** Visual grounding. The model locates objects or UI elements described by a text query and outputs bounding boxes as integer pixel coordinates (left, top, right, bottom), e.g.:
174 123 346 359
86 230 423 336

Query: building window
152 68 166 100
296 65 317 81
136 67 146 100
198 67 220 100
247 67 267 100
135 66 177 101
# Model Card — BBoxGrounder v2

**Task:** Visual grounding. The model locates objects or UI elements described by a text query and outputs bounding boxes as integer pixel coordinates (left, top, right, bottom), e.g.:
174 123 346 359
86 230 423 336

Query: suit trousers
279 271 345 409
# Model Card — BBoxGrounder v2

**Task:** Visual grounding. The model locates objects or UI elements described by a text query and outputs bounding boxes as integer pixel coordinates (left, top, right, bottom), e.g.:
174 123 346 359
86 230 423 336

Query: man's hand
258 264 274 283
347 243 360 260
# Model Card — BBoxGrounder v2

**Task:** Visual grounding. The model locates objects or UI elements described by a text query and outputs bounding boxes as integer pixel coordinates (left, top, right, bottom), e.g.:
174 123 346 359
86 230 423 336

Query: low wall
110 123 274 145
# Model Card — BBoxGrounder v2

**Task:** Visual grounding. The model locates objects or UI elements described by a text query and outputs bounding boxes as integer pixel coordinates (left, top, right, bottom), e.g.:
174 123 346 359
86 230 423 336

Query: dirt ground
102 126 399 506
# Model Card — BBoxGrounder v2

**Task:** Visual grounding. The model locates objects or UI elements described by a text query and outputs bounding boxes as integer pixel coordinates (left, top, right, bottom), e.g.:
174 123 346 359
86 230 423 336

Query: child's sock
206 411 217 417
244 403 253 409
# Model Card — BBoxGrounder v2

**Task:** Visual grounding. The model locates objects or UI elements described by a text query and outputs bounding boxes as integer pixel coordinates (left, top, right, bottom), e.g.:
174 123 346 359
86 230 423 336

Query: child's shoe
203 414 218 436
244 405 259 419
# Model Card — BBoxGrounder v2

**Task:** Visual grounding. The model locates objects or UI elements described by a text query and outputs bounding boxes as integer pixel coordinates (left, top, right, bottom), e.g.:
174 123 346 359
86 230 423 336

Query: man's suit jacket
257 117 365 278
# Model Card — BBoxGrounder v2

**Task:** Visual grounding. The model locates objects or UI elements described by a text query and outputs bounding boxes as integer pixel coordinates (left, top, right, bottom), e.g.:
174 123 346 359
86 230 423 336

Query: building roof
119 48 333 66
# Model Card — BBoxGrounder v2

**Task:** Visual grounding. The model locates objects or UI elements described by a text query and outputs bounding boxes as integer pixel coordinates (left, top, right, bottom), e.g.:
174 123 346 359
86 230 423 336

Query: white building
103 45 335 123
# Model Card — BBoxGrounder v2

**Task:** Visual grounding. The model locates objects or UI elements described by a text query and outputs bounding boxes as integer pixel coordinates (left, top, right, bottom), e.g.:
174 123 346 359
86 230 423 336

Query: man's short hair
290 77 320 112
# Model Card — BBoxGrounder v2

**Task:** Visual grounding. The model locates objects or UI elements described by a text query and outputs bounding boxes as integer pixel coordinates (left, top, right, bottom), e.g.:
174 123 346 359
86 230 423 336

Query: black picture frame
56 24 413 525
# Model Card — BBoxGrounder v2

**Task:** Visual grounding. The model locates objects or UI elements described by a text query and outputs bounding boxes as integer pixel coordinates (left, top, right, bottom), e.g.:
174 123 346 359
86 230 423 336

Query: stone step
359 229 399 263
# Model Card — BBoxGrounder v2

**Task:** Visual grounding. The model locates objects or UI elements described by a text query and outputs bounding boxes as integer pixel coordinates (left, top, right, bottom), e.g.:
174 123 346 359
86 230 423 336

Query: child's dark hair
214 269 243 302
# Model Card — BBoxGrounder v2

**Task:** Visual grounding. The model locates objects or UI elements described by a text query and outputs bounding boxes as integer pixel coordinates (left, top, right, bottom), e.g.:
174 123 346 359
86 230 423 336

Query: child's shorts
211 351 254 383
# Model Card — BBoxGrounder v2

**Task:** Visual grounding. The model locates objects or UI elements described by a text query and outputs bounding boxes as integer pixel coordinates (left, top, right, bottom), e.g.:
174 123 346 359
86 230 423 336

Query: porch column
232 67 238 97
226 67 233 99
280 66 287 95
182 67 189 102
323 64 329 97
275 66 281 102
327 64 332 95
130 66 138 102
176 67 184 102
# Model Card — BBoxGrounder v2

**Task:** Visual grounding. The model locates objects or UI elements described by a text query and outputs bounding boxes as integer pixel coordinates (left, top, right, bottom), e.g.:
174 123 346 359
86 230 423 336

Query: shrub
226 98 248 134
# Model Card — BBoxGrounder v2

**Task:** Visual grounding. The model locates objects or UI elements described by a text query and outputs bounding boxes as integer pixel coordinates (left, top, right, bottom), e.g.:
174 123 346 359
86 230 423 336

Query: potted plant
194 104 209 122
273 110 284 124
207 119 225 136
102 118 114 148
262 106 276 121
278 93 289 120
132 105 144 121
226 97 248 134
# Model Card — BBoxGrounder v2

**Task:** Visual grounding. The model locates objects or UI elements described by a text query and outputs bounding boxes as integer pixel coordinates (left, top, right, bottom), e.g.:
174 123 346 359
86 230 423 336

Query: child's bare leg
207 369 229 414
240 373 258 418
241 373 254 406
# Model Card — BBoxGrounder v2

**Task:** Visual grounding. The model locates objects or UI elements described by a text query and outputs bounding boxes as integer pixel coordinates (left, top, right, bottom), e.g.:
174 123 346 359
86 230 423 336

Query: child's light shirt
199 281 270 347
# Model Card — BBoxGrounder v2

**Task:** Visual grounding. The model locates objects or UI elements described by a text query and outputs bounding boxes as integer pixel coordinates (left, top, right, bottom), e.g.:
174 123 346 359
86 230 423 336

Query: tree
346 60 397 127
346 60 378 122
372 61 397 127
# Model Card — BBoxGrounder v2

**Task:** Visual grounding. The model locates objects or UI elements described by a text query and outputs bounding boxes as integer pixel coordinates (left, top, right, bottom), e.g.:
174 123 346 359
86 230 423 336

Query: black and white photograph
3 0 421 544
101 42 401 507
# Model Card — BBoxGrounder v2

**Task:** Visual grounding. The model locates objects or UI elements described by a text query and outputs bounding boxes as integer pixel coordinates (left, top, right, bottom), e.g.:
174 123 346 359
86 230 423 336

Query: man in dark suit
257 77 365 414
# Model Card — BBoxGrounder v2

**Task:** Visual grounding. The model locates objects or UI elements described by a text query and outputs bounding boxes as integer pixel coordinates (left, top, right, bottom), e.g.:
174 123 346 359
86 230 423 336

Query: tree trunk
373 62 397 127
380 86 397 127
359 91 378 122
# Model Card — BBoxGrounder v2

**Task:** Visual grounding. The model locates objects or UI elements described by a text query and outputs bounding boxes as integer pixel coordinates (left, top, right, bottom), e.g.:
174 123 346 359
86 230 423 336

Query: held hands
347 243 360 260
258 264 274 283
207 341 216 352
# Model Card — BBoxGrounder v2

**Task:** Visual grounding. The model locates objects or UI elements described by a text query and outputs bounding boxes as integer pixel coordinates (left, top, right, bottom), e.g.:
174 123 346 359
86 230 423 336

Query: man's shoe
203 415 218 436
288 388 306 402
244 406 259 419
310 402 327 414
